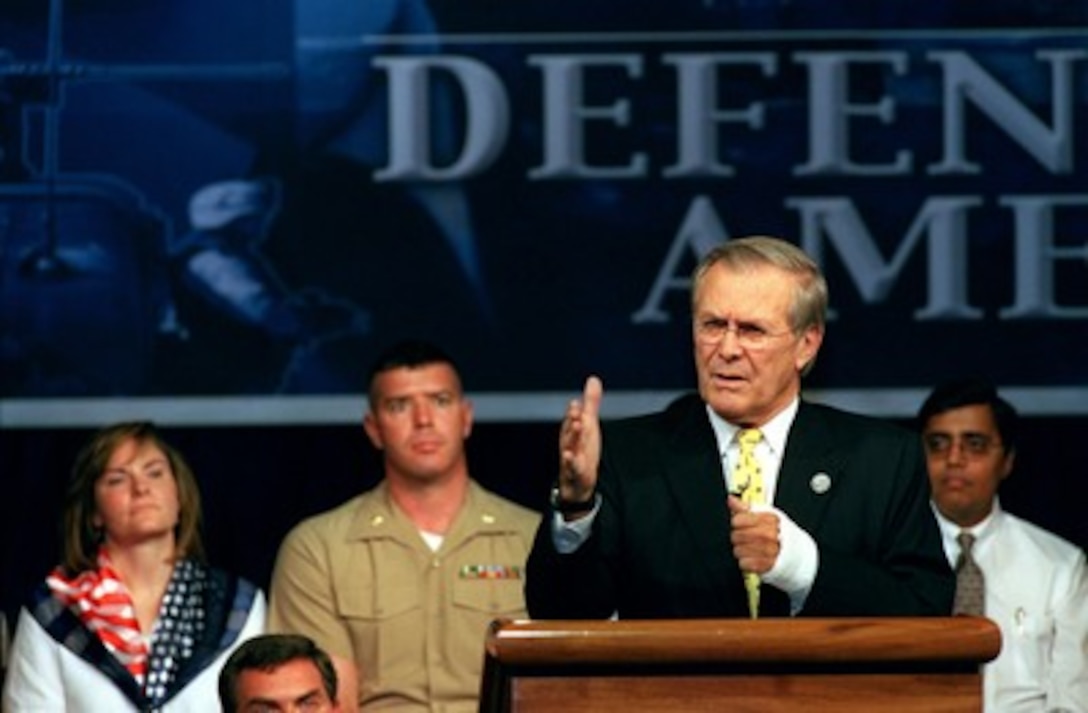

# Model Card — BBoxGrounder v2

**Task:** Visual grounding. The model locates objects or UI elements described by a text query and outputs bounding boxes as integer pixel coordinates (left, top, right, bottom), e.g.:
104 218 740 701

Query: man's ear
795 325 824 373
1000 448 1015 481
461 398 474 440
363 411 383 450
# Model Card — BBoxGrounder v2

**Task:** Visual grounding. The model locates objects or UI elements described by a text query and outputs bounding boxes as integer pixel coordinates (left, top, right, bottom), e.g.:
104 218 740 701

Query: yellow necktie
734 428 764 619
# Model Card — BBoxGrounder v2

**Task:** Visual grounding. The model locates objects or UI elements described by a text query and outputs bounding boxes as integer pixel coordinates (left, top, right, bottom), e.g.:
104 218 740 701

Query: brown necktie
953 531 985 615
734 428 764 619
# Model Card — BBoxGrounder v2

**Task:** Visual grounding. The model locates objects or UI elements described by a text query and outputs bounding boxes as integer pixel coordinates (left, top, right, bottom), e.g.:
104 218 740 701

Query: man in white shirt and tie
918 378 1088 713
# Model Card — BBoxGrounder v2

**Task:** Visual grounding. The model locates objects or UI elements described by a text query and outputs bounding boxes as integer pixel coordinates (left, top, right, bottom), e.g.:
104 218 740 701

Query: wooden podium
479 617 1000 713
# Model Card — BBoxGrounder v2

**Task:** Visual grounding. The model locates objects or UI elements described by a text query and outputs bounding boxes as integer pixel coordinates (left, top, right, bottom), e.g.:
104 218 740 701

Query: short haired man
219 633 339 713
527 236 954 619
269 340 540 712
918 378 1088 711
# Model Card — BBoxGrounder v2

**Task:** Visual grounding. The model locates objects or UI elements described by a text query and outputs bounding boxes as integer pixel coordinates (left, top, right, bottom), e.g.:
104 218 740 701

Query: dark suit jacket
526 394 954 618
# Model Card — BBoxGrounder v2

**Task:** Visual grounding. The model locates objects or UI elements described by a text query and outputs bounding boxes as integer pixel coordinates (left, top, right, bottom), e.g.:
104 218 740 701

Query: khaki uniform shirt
269 480 540 712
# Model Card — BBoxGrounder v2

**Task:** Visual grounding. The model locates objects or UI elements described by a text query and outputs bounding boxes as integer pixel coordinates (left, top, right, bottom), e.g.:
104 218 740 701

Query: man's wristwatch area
549 485 598 515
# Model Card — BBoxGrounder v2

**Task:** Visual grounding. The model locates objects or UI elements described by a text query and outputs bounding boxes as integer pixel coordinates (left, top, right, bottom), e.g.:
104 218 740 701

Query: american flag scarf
46 549 150 683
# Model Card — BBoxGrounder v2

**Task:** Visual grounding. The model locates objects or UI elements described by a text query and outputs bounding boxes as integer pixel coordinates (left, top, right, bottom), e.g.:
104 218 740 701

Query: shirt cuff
757 504 818 614
550 497 600 554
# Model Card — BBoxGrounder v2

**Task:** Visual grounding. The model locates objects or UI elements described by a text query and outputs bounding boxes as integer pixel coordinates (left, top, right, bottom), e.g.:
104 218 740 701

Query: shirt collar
930 497 1003 557
706 396 799 457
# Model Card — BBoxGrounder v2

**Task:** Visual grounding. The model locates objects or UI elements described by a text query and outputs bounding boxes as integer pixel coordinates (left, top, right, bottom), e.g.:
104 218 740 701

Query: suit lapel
661 398 736 593
775 401 848 532
653 398 856 614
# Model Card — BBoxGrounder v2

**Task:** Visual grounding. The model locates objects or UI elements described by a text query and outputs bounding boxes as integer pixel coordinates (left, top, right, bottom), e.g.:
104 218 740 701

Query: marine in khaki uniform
269 340 539 712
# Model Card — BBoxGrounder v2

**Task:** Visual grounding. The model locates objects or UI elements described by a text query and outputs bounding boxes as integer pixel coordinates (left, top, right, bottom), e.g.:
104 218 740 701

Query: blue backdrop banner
1 1 1086 422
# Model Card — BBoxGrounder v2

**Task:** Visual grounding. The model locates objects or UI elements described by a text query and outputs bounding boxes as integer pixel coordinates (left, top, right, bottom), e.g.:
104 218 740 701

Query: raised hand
557 375 603 505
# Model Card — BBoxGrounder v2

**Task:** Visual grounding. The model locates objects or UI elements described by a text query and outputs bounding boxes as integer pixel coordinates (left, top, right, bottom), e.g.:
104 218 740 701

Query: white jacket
2 590 266 712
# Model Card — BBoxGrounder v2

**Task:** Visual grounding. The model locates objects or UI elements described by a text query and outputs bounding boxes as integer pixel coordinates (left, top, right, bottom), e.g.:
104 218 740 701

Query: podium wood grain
480 618 1000 713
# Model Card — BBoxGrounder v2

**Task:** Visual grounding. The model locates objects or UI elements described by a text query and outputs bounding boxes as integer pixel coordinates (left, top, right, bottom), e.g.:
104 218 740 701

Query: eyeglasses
923 433 1003 458
694 317 793 350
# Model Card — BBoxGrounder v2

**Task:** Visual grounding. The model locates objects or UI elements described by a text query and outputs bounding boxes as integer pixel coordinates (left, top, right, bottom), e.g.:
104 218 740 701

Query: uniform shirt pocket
452 569 527 616
332 544 425 691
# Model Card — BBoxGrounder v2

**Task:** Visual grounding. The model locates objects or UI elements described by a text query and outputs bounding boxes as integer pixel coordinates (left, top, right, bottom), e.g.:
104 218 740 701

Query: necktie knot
738 428 762 449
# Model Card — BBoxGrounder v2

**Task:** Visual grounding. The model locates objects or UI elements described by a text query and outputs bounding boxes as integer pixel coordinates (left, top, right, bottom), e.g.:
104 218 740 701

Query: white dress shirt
933 500 1088 713
707 398 817 612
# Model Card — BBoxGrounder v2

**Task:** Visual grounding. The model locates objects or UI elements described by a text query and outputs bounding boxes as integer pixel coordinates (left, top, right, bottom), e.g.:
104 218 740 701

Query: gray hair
692 236 828 333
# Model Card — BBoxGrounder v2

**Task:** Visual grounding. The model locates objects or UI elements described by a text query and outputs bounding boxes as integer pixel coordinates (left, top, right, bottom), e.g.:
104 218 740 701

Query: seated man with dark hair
918 378 1088 712
219 633 339 713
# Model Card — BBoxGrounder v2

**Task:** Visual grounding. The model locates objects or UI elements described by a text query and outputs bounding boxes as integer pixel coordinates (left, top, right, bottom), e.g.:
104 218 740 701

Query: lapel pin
810 472 832 495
